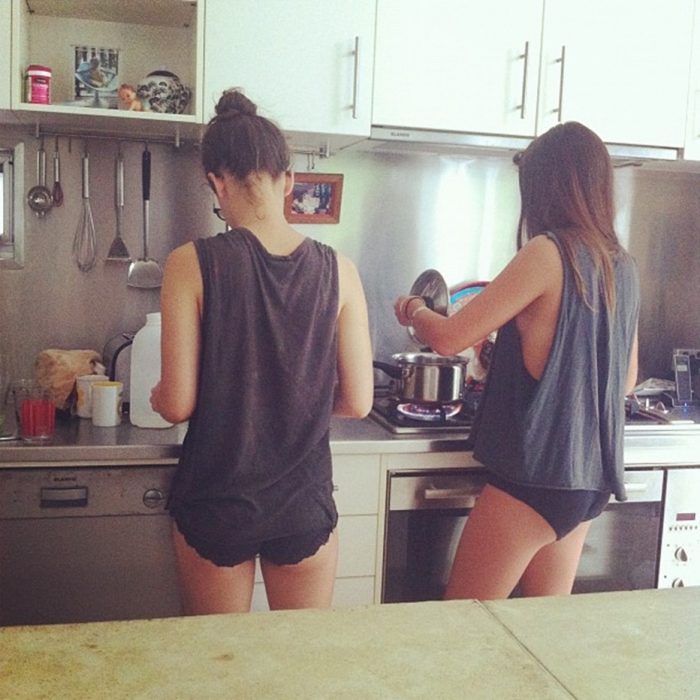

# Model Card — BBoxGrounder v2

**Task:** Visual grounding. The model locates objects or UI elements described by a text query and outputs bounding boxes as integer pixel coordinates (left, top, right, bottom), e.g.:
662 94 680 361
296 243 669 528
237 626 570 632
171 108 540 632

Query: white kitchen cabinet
537 0 694 148
252 453 381 611
685 3 700 159
0 1 10 111
203 0 375 151
8 0 204 138
372 0 543 137
373 0 694 150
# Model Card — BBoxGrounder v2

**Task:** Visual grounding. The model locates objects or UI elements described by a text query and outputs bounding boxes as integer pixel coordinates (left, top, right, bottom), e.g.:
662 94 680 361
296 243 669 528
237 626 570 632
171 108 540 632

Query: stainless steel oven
0 465 182 626
382 467 664 603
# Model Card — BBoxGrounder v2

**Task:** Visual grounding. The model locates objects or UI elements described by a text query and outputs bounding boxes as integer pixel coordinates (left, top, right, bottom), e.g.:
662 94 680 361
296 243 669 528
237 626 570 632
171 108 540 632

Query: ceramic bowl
137 70 191 114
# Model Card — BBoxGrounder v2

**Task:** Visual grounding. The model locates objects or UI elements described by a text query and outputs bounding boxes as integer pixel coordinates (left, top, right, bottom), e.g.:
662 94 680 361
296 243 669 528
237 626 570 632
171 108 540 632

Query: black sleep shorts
171 506 335 568
486 472 611 540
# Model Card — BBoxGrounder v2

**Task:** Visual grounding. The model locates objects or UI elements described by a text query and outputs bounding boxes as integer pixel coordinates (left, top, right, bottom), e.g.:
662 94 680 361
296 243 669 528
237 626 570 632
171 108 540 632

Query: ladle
26 137 53 217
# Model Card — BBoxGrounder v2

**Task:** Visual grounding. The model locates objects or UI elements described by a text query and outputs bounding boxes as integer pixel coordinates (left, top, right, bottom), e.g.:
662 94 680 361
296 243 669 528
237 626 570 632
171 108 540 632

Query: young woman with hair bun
395 122 640 600
151 89 373 614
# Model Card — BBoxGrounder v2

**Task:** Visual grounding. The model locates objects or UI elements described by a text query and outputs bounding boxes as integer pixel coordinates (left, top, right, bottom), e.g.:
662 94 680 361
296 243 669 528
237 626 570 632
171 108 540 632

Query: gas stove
369 395 474 435
625 393 700 425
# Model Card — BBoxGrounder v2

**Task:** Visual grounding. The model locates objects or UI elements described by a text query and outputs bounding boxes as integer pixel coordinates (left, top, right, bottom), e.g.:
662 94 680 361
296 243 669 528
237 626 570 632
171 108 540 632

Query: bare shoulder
514 234 563 280
335 251 365 305
336 251 361 286
519 233 561 263
165 241 197 269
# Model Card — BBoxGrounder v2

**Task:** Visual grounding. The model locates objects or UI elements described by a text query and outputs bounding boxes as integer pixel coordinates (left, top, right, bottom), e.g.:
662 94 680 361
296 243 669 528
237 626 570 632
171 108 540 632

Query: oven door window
573 500 662 593
383 507 470 603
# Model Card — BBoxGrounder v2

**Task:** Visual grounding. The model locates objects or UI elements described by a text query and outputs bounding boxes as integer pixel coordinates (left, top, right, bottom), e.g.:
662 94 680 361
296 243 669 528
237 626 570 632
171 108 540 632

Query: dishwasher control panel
0 465 177 519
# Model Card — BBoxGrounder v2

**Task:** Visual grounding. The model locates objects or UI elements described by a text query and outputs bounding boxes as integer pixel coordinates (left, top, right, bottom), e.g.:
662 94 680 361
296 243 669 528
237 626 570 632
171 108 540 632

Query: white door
372 0 544 137
203 0 375 144
538 0 694 147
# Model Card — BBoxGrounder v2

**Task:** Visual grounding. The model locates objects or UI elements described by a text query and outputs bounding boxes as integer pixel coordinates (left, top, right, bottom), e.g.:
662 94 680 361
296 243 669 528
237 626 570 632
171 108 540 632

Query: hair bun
215 89 257 117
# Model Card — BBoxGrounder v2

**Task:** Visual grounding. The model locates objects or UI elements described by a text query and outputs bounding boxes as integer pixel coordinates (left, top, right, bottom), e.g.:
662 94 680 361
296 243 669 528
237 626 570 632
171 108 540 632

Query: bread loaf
35 349 105 410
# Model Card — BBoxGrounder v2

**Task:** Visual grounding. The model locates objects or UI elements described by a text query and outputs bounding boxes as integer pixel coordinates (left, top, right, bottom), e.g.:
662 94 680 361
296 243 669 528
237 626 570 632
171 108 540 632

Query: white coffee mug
75 374 109 418
91 381 123 427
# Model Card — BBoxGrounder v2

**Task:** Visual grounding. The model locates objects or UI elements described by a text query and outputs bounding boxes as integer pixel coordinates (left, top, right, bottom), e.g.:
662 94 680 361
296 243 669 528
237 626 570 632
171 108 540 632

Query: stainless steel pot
374 352 467 403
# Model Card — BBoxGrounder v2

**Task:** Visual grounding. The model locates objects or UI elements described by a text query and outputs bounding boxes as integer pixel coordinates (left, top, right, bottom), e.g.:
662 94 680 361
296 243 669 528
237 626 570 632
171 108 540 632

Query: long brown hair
515 121 622 309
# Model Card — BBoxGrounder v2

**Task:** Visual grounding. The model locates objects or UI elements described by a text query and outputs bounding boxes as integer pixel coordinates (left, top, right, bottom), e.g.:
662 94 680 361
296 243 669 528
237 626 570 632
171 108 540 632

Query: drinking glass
12 379 56 443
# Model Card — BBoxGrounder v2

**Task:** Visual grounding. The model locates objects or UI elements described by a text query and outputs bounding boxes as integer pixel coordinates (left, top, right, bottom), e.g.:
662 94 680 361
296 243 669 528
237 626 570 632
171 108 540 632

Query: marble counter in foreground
1 588 697 699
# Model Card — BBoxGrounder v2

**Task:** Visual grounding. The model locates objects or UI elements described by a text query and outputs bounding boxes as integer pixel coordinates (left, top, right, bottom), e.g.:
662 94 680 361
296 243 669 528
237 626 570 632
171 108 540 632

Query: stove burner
396 402 462 421
370 396 474 434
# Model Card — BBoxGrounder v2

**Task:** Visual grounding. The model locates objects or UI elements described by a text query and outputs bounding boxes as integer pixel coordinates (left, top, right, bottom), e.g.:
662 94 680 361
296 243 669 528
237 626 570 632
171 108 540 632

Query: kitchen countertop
0 414 699 467
1 587 697 699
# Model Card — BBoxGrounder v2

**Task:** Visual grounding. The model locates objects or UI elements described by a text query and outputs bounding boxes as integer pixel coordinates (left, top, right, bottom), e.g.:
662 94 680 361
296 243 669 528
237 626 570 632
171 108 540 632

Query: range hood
365 126 681 163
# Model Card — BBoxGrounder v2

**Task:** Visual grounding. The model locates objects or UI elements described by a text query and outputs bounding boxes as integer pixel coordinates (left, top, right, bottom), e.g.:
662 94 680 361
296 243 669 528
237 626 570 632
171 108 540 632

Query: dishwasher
0 465 183 626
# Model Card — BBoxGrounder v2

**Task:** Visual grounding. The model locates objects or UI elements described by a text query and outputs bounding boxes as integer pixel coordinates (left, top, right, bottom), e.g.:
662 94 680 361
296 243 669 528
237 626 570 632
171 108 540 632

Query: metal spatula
106 148 131 262
127 145 163 288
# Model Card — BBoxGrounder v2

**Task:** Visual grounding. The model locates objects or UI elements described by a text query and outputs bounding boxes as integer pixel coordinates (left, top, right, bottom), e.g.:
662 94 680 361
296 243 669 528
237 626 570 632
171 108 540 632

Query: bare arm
334 253 374 418
150 242 202 424
395 236 562 356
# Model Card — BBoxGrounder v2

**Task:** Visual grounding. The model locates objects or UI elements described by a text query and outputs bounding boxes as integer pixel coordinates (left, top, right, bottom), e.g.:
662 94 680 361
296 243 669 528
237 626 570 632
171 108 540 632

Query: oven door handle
423 487 479 506
623 482 649 493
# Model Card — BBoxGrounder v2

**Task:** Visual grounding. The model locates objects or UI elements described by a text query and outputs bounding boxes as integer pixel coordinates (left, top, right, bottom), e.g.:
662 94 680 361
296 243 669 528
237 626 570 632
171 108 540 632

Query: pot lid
407 268 449 346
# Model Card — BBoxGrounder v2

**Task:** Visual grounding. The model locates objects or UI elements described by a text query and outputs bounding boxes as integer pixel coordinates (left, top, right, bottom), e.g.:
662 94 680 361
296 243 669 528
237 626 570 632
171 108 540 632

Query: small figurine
118 83 144 111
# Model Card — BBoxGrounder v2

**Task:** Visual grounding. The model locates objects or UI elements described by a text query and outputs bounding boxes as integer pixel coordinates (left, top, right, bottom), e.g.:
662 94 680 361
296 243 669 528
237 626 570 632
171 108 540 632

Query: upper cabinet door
684 3 700 160
372 0 544 137
538 0 694 147
203 0 375 147
0 1 11 110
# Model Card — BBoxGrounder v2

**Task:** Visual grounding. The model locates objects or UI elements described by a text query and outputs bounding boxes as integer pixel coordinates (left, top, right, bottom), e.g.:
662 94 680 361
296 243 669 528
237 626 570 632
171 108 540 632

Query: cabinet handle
351 35 360 119
423 487 479 507
555 45 566 121
517 41 530 120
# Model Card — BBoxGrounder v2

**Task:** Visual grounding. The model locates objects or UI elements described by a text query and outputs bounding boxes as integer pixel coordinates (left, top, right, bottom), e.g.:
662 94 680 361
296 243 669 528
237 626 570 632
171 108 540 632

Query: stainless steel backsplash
1 134 699 383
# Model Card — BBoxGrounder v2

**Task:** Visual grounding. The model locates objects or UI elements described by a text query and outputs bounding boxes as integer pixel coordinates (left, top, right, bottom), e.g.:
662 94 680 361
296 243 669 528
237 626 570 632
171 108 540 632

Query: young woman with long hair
394 122 639 600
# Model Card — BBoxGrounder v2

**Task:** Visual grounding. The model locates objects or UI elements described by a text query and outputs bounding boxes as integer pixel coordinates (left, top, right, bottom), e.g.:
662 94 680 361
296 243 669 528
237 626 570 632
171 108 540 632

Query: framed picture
285 173 344 224
73 46 120 107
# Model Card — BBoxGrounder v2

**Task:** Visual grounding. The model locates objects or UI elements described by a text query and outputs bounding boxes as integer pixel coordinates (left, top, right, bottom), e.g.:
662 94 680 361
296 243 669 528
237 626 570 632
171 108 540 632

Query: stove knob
143 488 166 509
674 547 688 562
671 578 685 588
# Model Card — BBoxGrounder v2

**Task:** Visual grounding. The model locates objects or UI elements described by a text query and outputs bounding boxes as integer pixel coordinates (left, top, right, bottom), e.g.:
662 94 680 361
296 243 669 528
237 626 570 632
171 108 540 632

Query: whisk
72 144 97 272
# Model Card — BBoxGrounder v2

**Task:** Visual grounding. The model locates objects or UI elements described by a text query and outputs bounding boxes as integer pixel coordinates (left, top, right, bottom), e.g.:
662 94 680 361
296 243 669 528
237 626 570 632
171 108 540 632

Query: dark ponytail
201 88 290 182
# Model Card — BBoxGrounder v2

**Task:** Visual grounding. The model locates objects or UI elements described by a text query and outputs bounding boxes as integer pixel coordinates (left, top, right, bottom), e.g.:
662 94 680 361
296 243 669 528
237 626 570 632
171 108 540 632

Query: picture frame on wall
285 173 344 224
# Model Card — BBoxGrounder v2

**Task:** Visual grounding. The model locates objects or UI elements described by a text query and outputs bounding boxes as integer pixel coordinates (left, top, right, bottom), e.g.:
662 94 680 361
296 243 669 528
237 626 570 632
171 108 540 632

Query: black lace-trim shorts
171 506 335 568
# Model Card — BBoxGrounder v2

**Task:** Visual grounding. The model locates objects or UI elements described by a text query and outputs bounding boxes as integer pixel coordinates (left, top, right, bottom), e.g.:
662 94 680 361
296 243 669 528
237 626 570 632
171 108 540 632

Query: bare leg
261 529 339 610
518 520 592 597
444 485 556 601
172 523 255 615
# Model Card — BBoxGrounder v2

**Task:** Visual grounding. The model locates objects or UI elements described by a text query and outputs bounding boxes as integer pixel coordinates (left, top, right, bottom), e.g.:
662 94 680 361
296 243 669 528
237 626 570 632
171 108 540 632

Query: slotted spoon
106 148 131 262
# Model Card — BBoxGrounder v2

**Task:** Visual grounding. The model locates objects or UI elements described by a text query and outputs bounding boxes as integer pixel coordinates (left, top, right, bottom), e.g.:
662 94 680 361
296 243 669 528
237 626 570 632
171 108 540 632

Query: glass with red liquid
12 380 56 443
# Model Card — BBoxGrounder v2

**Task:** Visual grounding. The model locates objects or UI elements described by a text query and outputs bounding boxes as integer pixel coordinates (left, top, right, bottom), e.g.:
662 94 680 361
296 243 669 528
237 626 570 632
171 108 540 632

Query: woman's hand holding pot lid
394 295 429 326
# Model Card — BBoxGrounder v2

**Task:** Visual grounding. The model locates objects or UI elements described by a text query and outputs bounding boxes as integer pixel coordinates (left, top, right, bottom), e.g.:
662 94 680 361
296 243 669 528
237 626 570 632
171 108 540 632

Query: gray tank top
472 230 640 501
169 228 339 541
